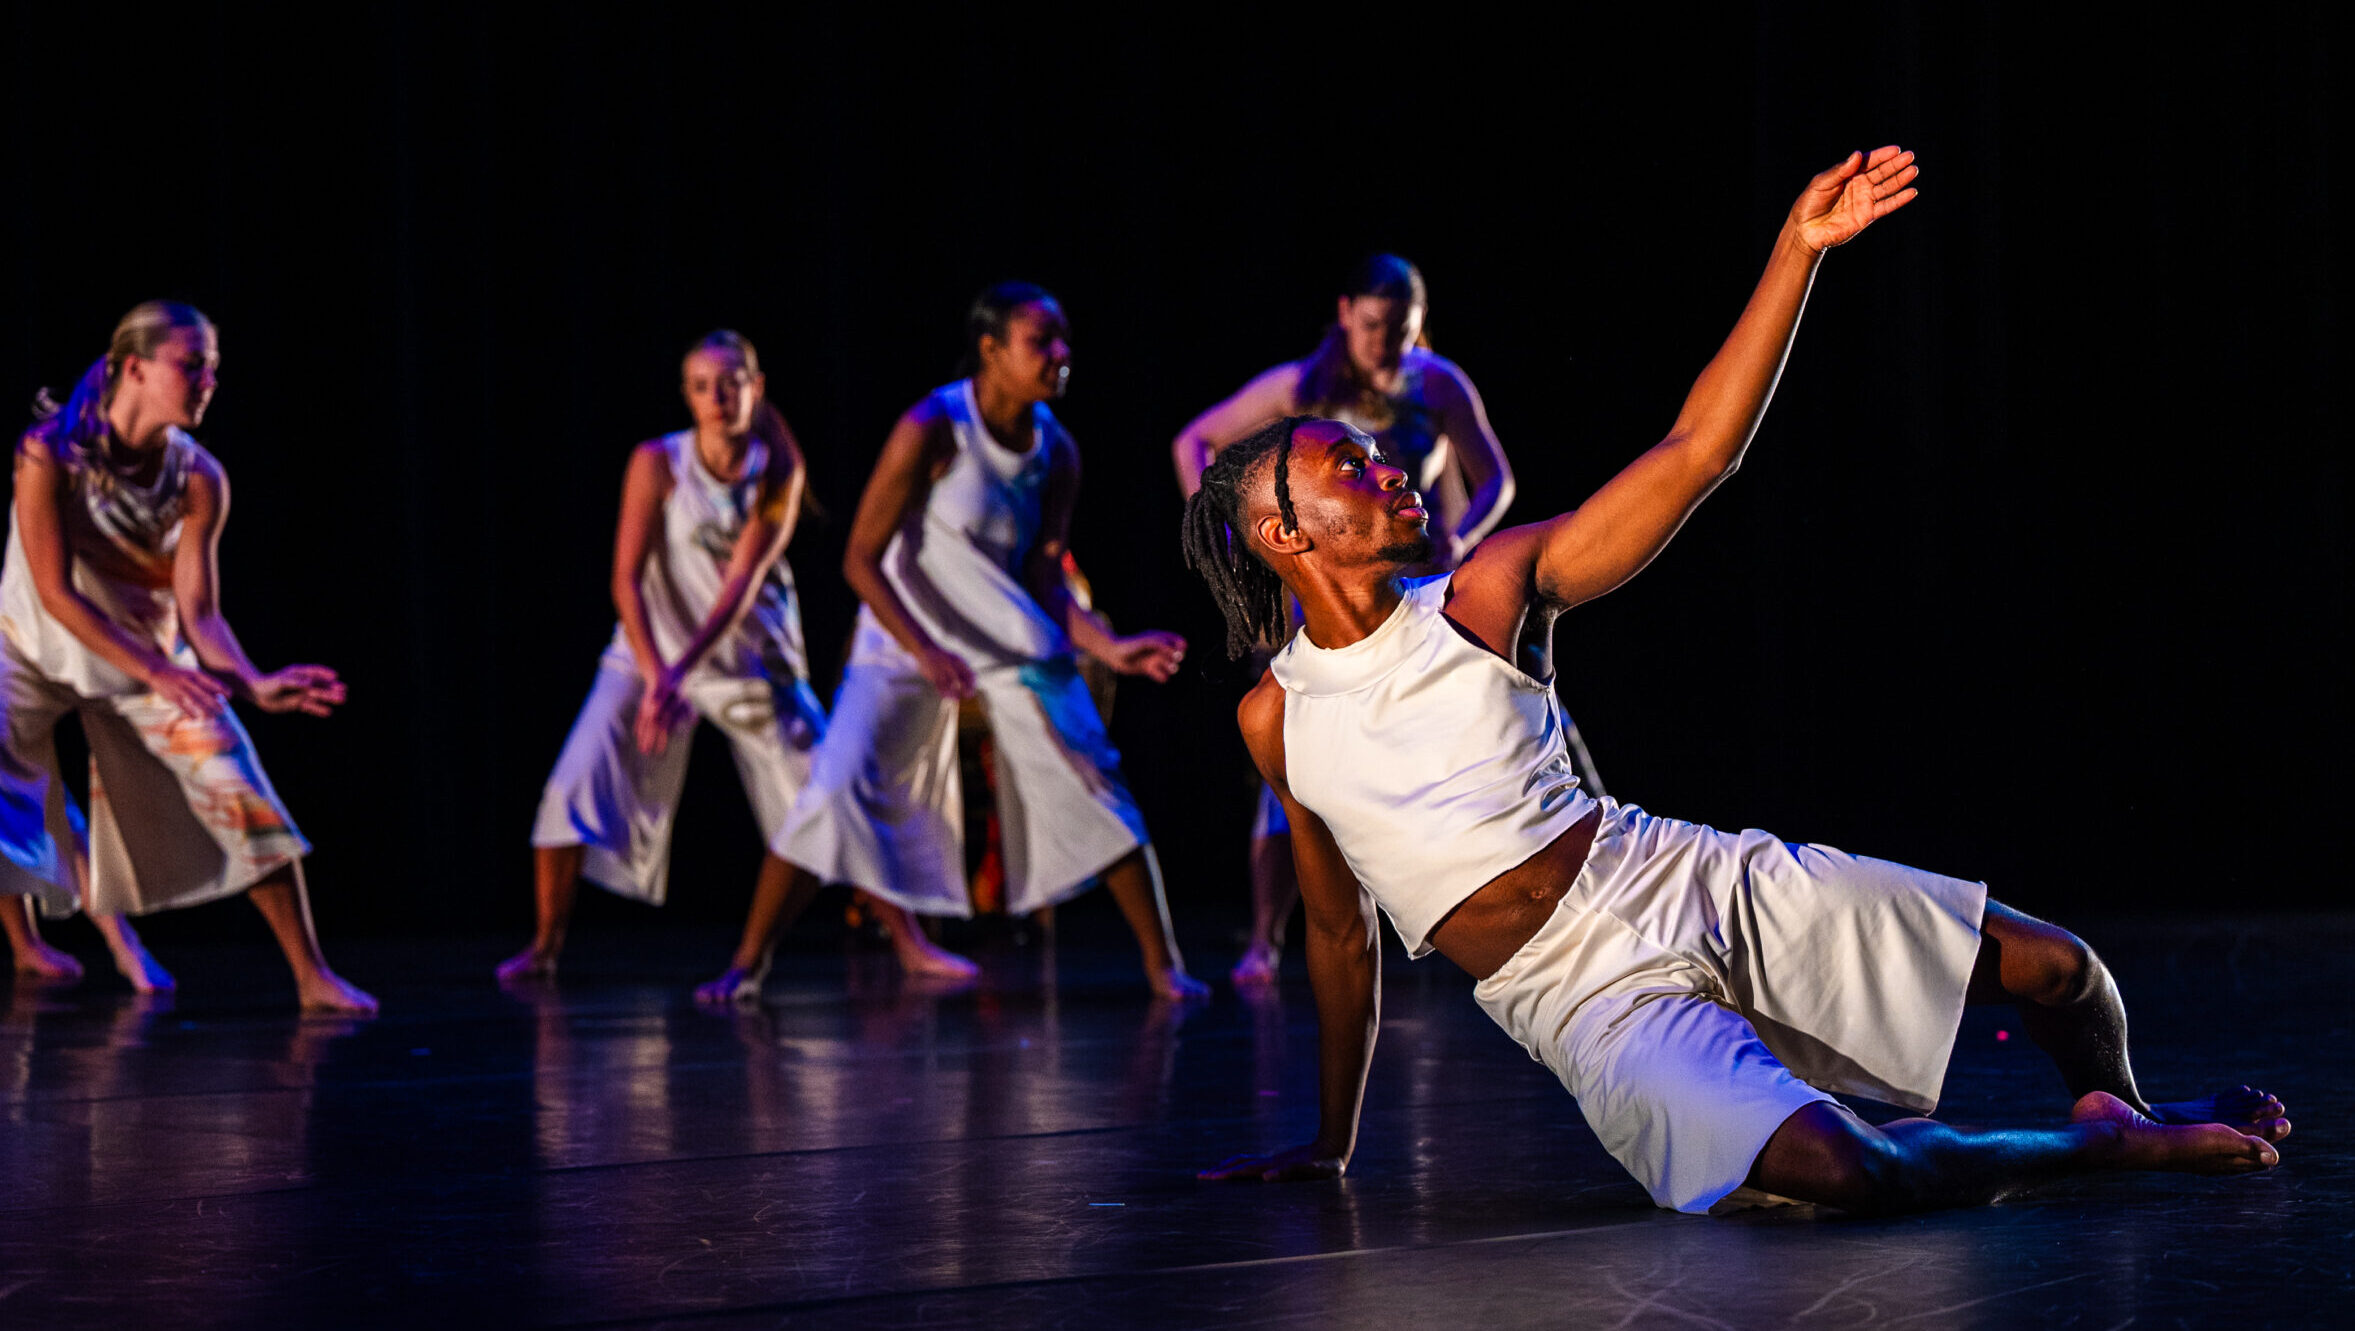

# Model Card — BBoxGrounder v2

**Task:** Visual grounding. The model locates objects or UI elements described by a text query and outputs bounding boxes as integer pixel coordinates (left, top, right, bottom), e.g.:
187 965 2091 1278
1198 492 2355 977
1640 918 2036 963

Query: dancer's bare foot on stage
695 962 768 1006
1150 967 1211 1001
298 971 379 1016
894 936 980 982
2150 1085 2292 1142
2071 1091 2278 1174
495 945 558 983
1229 941 1280 987
99 924 177 994
13 938 84 982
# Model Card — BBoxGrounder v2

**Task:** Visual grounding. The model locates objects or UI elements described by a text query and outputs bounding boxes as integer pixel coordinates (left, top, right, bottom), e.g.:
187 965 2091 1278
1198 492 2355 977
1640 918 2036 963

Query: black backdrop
3 6 2341 940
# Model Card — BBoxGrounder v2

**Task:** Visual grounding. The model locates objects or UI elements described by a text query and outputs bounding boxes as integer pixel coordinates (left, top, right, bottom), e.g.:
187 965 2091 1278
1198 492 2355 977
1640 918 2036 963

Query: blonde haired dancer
0 301 373 1012
500 332 973 988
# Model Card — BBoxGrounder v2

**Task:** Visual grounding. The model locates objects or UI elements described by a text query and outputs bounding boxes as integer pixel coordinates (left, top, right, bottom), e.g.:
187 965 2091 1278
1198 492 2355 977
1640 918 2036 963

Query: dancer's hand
1789 146 1919 253
1104 630 1186 682
146 664 230 719
1198 1141 1348 1183
250 664 346 716
634 671 693 755
916 646 977 701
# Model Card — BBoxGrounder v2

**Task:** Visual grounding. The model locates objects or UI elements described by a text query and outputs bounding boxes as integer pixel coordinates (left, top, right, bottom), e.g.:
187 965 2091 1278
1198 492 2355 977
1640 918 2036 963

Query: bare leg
877 902 979 981
1230 831 1296 986
89 914 174 992
496 845 582 982
247 863 377 1015
1748 1093 2277 1214
3 896 82 981
1102 846 1208 1000
697 855 822 1005
1970 901 2289 1141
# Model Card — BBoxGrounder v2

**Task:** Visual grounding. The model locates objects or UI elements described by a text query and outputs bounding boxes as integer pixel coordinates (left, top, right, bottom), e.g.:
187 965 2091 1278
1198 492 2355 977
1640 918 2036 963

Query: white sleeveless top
613 430 809 682
0 427 202 696
860 379 1066 669
1269 575 1596 957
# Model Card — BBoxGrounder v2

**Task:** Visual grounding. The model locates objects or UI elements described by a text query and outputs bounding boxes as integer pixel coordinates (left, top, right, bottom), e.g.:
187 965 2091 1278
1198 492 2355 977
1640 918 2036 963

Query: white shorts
531 646 825 905
1472 799 1986 1213
775 615 1146 918
0 643 309 918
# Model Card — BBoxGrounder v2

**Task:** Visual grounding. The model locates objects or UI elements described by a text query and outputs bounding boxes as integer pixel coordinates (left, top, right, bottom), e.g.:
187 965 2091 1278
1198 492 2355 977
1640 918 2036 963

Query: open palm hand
1791 145 1919 252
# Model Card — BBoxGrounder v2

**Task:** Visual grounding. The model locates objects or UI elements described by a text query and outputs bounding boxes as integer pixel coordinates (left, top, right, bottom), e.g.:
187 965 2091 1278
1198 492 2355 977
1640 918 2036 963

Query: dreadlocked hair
1181 414 1312 658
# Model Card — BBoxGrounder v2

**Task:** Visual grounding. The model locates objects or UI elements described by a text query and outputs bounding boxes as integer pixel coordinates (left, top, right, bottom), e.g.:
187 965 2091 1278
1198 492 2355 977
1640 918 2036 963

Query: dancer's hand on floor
250 664 345 717
1198 1141 1347 1183
634 672 693 755
147 664 229 719
1104 630 1185 682
1790 145 1919 253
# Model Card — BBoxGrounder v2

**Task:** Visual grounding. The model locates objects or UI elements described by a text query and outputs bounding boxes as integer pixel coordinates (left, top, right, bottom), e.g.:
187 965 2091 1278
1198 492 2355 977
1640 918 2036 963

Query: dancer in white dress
0 301 374 1012
498 332 973 985
705 284 1207 1001
1172 256 1599 986
1192 149 2290 1212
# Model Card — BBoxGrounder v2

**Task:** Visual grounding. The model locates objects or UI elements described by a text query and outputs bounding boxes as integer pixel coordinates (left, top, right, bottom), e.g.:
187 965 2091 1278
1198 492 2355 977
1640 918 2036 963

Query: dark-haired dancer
500 332 972 986
711 284 1207 1002
1189 149 2289 1213
0 301 373 1011
1174 256 1599 985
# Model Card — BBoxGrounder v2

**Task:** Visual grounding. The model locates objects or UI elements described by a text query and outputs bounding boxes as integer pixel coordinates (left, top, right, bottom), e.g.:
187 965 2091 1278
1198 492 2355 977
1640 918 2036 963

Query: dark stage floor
4 914 2347 1328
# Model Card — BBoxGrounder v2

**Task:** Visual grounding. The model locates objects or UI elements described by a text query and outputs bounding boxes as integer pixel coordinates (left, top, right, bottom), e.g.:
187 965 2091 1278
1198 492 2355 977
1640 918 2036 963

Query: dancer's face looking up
1336 293 1423 383
682 346 762 437
977 299 1071 402
1249 419 1432 573
119 325 221 431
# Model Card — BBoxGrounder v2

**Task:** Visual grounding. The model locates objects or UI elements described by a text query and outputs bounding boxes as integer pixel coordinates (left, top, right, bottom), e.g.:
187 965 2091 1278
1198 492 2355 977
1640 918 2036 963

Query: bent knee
1985 902 2103 1007
1751 1103 1913 1212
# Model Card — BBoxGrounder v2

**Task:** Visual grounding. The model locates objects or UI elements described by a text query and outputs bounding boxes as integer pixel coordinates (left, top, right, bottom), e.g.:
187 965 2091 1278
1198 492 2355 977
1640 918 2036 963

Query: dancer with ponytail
0 301 373 1011
1173 257 1600 985
500 332 974 987
706 284 1207 1003
1192 148 2290 1213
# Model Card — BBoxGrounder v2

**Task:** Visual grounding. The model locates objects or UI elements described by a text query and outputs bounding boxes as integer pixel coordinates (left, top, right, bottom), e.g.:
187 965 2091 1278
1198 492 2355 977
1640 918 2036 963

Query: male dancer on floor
1185 146 2289 1213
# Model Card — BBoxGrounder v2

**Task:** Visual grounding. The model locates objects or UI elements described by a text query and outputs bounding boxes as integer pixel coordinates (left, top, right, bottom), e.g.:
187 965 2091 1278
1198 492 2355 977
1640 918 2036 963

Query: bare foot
12 939 84 983
2151 1085 2292 1143
298 971 380 1016
895 938 980 982
2071 1091 2278 1174
1229 942 1281 987
495 944 558 983
106 936 177 993
1151 968 1212 1001
695 963 767 1006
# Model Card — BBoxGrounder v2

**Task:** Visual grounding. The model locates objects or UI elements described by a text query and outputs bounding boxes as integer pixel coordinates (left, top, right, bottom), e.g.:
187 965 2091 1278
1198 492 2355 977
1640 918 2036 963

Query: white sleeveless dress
531 432 826 905
776 380 1146 917
1272 576 1985 1214
0 427 310 917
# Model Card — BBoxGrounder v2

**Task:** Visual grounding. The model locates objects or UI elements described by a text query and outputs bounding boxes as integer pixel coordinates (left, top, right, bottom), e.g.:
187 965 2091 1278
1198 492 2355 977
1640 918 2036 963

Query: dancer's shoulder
1237 671 1289 778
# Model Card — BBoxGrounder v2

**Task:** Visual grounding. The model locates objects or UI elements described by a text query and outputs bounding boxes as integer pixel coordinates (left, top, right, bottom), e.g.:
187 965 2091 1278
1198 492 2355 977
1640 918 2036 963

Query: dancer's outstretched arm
1171 363 1304 497
1201 682 1380 1181
1030 428 1186 682
635 426 807 753
173 459 345 718
1462 148 1917 621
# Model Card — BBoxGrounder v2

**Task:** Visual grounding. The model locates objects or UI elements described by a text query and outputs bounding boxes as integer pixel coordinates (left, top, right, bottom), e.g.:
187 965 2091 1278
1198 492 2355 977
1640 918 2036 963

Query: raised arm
1492 148 1917 612
1171 363 1305 496
633 420 808 754
1201 679 1380 1182
172 458 345 718
1029 430 1185 682
1427 360 1517 564
840 400 975 699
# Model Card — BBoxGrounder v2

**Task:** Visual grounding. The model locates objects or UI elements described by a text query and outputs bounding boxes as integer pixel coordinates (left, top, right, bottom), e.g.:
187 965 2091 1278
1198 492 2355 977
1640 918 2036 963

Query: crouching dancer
1187 148 2287 1213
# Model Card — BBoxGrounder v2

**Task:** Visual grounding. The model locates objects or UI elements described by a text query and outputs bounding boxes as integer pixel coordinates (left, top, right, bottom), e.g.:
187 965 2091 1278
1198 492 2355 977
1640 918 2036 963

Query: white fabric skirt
0 642 309 918
1472 799 1986 1214
531 645 825 905
774 614 1146 918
